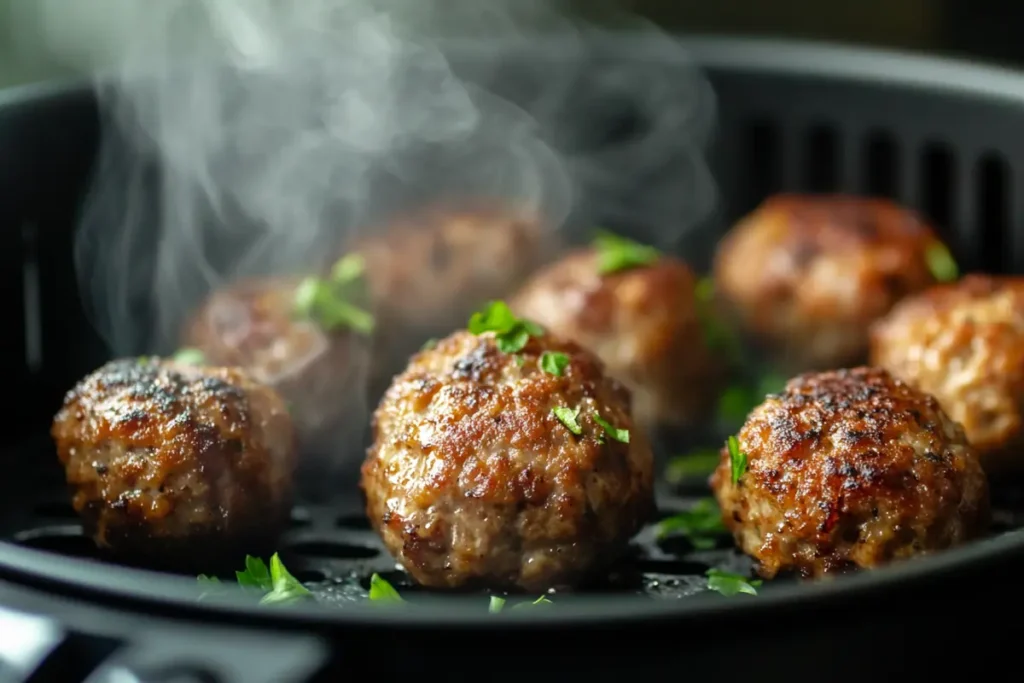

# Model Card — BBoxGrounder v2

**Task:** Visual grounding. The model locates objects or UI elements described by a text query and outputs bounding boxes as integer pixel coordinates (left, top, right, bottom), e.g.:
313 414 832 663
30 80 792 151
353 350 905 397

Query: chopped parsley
540 351 569 376
172 348 205 365
197 554 311 606
656 498 725 549
926 241 958 282
468 300 544 354
330 252 366 285
488 596 506 613
489 595 553 612
705 568 761 596
665 449 721 483
727 435 748 485
368 573 404 603
593 230 659 274
593 414 629 443
293 275 374 335
513 596 553 609
421 338 438 351
552 406 582 435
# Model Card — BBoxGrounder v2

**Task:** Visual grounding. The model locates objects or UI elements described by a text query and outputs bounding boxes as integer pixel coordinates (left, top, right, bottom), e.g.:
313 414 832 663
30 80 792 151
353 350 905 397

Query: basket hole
744 119 782 213
920 142 956 237
863 130 899 198
33 500 77 520
976 153 1010 273
336 514 371 531
14 526 101 558
802 124 838 192
289 540 379 560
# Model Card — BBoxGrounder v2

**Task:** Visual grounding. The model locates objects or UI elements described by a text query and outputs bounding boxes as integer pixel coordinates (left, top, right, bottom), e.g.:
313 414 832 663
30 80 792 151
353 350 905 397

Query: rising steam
20 0 717 356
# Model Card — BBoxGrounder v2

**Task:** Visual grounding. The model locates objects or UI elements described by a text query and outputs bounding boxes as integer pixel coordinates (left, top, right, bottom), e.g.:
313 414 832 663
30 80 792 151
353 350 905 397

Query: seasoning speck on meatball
871 275 1024 475
51 358 298 572
360 302 655 591
509 233 726 430
710 367 989 579
713 194 952 372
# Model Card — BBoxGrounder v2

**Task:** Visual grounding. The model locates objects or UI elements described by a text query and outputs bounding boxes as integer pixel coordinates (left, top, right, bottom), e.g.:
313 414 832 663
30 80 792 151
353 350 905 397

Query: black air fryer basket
0 35 1023 682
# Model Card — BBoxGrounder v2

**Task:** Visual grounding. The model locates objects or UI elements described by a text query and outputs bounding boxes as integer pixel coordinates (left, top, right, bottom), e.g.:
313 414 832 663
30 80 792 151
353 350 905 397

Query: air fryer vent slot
919 142 956 242
863 130 899 199
802 124 838 192
976 153 1010 272
21 222 42 374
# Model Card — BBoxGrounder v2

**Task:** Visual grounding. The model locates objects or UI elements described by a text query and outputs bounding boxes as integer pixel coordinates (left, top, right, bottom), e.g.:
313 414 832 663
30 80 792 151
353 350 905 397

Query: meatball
713 194 949 372
351 203 550 392
51 358 297 572
509 246 725 429
182 276 371 451
870 275 1024 474
710 367 989 579
360 325 654 591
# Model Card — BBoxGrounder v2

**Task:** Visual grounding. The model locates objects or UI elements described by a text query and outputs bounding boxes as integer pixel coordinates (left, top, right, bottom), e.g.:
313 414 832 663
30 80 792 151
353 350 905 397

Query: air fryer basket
0 34 1024 680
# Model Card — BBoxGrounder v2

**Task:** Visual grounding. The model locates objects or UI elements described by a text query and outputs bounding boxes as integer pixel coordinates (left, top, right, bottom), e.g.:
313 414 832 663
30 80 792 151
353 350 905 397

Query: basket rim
2 33 1024 628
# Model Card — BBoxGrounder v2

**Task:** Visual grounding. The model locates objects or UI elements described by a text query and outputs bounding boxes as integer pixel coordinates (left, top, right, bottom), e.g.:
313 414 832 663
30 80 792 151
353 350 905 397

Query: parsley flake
468 301 544 354
330 253 366 285
593 414 629 443
294 276 374 335
512 596 553 609
727 435 748 485
552 406 582 435
593 230 659 274
197 554 311 606
540 351 570 376
926 241 958 282
705 568 761 596
368 573 404 603
656 498 725 549
421 338 438 351
488 596 506 613
172 348 205 365
665 449 721 483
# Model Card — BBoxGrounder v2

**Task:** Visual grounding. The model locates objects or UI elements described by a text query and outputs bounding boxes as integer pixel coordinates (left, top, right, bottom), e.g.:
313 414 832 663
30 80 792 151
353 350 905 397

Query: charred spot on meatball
509 237 726 430
182 275 371 451
710 366 989 579
51 358 298 573
871 275 1024 475
713 194 951 372
360 310 654 592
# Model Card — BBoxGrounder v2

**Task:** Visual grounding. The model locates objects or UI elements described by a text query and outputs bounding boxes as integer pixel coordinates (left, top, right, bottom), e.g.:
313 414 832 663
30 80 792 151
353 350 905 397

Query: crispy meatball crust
509 247 725 429
713 194 945 371
360 330 655 591
51 358 298 572
870 275 1024 474
710 367 989 579
183 277 369 448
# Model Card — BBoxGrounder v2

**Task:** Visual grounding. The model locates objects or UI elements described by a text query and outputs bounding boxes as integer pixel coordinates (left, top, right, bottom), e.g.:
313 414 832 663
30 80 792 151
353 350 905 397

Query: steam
21 0 717 356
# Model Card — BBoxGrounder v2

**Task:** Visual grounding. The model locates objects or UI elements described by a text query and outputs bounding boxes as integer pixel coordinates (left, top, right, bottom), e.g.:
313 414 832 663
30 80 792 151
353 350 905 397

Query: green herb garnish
665 450 721 483
468 301 544 354
593 414 629 443
172 348 205 365
197 554 311 606
656 498 726 549
717 373 787 426
727 435 748 485
421 338 438 352
512 596 553 609
539 351 569 376
488 596 506 613
926 241 958 283
593 230 659 274
294 276 375 335
368 573 404 603
705 568 761 596
259 553 314 605
552 406 582 435
330 252 366 285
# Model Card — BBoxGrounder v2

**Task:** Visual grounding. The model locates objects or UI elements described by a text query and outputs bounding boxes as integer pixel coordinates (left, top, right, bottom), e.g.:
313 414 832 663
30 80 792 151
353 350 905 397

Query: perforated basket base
7 433 1024 605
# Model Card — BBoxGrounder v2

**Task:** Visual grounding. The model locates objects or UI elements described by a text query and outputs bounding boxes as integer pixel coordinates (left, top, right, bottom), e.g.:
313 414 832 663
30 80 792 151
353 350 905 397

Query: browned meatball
509 247 724 429
870 275 1024 475
51 358 297 572
713 194 949 372
351 203 550 389
182 276 370 450
360 325 654 591
710 367 988 579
